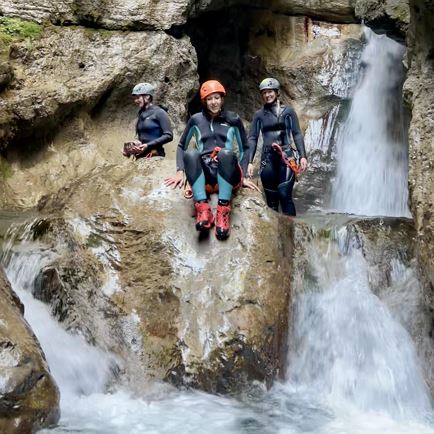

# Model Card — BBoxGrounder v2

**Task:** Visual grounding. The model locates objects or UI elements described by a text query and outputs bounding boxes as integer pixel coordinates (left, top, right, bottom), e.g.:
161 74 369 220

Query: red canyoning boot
215 203 231 240
194 201 214 231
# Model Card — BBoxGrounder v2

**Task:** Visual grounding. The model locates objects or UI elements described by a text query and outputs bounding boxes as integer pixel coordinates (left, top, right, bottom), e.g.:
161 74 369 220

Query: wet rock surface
13 159 294 393
0 267 59 434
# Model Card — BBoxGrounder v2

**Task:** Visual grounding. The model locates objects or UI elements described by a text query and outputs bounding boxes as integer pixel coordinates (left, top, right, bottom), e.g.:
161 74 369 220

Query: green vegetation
0 156 12 179
0 16 42 44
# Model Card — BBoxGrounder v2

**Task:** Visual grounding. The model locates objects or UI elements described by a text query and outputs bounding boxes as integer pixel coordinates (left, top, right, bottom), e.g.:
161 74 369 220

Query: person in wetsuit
248 78 308 216
164 80 259 240
122 82 173 159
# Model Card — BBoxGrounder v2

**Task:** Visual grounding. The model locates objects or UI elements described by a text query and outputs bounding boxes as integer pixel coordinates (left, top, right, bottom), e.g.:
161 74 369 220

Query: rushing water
331 29 410 217
1 218 434 434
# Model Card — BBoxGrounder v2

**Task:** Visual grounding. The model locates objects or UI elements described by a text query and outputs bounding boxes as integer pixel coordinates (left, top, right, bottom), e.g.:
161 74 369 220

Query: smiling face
204 92 224 116
261 89 278 105
133 94 152 109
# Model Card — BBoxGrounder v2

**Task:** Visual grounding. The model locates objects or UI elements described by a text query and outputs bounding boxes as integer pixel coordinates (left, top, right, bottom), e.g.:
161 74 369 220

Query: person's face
261 89 278 104
205 93 223 116
133 94 151 108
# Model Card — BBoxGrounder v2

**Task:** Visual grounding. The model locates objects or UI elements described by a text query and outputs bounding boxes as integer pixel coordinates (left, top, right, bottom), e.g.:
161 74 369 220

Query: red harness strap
271 143 302 174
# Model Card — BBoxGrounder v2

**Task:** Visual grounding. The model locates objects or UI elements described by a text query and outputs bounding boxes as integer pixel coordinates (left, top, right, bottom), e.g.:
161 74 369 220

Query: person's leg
215 149 241 240
277 165 296 216
260 157 280 211
184 149 207 202
183 150 213 230
217 149 241 202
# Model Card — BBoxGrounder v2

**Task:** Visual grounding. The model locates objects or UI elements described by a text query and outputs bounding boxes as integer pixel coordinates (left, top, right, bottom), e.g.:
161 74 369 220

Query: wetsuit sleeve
145 110 173 150
234 116 250 175
287 109 307 159
247 112 261 163
176 118 196 172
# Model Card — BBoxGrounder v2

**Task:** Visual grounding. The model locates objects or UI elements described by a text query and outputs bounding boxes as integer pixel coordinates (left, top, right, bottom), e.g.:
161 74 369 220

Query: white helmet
132 82 155 96
259 78 280 92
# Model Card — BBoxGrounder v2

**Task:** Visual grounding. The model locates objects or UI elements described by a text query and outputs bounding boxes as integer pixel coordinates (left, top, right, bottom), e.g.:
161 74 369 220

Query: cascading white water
1 223 114 402
285 226 432 421
331 29 410 217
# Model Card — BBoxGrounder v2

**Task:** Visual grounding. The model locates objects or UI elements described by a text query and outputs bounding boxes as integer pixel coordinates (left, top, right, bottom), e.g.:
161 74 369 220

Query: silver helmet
132 82 155 96
259 77 280 92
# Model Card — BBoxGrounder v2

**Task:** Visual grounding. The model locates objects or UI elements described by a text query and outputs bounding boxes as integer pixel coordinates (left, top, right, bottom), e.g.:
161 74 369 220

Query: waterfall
1 223 114 403
286 226 432 421
331 29 410 217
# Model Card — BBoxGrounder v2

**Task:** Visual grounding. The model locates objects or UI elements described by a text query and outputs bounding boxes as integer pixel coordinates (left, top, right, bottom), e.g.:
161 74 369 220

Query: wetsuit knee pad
277 180 296 216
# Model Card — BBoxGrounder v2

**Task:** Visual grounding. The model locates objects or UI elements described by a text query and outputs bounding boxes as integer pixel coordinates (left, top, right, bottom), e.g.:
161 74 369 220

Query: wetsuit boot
215 201 231 240
195 201 214 231
264 188 279 211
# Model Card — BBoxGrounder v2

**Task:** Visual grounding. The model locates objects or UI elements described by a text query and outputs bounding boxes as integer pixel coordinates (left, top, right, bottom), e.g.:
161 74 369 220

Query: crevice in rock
169 6 256 118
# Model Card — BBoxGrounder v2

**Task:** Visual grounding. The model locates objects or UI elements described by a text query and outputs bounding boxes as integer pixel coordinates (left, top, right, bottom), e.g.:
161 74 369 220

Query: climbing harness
271 142 302 175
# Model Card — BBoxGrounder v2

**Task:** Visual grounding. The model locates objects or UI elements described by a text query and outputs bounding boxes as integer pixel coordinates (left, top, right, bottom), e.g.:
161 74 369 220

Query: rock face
0 24 197 150
0 0 357 31
0 267 59 434
355 0 410 41
403 0 434 305
7 159 293 393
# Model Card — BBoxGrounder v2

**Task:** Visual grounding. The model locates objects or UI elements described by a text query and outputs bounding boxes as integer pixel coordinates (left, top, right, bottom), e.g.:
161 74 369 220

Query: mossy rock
0 17 42 58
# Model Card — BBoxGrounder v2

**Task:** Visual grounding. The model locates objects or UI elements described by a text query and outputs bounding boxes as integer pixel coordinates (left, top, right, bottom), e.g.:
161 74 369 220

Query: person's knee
183 149 201 164
218 148 236 164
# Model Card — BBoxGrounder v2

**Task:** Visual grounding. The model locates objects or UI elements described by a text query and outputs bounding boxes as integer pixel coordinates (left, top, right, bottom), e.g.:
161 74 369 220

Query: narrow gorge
0 0 433 433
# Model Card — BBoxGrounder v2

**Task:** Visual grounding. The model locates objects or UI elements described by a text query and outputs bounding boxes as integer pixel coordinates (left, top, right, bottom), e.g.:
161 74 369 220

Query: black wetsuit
176 110 249 202
136 105 173 158
248 101 306 215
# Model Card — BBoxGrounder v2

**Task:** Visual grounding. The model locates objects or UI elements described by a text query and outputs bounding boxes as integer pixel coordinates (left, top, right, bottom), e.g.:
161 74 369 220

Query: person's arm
233 115 250 176
142 110 173 151
287 108 306 159
176 118 197 172
286 108 308 171
165 118 198 188
247 111 261 164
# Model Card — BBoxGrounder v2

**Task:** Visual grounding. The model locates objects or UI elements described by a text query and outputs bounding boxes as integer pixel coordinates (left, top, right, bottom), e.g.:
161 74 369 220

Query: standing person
248 78 308 216
164 80 259 240
122 82 173 159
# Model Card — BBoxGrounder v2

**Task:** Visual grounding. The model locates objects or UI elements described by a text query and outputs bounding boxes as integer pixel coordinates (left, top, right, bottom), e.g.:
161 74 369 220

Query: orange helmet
200 80 226 101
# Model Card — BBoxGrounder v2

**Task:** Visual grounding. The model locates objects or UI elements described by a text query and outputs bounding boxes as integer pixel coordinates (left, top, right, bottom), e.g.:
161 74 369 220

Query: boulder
16 158 294 393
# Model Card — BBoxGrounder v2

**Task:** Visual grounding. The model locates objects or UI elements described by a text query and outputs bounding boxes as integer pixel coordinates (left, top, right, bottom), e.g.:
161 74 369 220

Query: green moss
0 156 12 179
0 17 42 43
0 17 42 59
